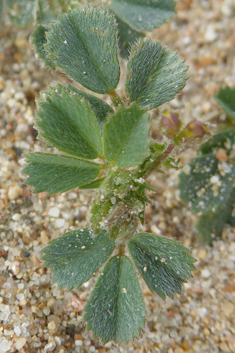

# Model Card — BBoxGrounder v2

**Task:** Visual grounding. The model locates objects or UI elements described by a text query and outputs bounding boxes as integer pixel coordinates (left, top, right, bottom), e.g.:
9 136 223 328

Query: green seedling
23 6 204 344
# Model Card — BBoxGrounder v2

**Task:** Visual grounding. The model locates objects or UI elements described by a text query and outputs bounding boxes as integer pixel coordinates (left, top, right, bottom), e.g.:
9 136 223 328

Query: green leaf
114 14 144 58
45 7 120 94
23 153 100 194
200 128 235 155
214 86 235 121
42 228 115 291
79 177 106 190
126 39 188 110
128 233 195 299
197 189 235 244
103 104 150 167
55 84 114 130
111 0 176 31
6 0 37 26
179 154 235 213
35 88 103 159
36 0 58 24
84 256 146 344
32 25 56 69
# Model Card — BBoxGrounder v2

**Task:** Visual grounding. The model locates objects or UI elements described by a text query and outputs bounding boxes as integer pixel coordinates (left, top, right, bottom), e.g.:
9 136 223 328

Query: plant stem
140 143 175 179
109 90 124 109
119 244 125 256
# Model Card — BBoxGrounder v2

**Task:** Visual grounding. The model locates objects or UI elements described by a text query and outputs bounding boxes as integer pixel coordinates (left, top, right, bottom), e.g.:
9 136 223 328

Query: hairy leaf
200 128 235 155
128 233 195 299
196 194 234 244
84 256 146 344
23 153 100 194
126 39 188 110
42 229 115 290
6 0 37 26
78 177 106 189
214 86 235 121
35 88 103 159
54 84 114 130
32 25 56 69
114 14 144 58
45 7 120 94
103 104 150 167
179 154 235 213
111 0 176 31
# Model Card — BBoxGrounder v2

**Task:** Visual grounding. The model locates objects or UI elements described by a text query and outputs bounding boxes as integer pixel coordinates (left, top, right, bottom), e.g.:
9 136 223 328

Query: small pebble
75 340 83 347
32 254 41 267
15 337 27 350
201 269 210 278
44 341 56 352
40 230 49 244
22 251 30 257
223 302 234 316
48 207 60 217
55 218 65 228
197 248 207 260
8 186 23 200
197 307 207 318
204 24 218 42
12 213 21 221
48 321 57 332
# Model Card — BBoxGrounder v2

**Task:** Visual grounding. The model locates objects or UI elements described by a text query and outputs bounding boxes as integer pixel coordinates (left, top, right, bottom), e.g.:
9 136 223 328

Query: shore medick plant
23 6 208 344
179 86 235 244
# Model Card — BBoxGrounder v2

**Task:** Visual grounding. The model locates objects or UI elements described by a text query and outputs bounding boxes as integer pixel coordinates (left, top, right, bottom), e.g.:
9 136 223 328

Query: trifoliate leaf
126 39 188 110
114 14 144 58
53 84 114 130
179 154 235 213
84 256 146 344
45 7 120 94
200 128 235 155
214 86 235 121
196 192 235 244
36 0 60 24
23 153 100 194
42 229 115 291
6 0 37 26
35 88 103 159
111 0 176 31
32 25 56 69
128 233 195 299
103 104 150 167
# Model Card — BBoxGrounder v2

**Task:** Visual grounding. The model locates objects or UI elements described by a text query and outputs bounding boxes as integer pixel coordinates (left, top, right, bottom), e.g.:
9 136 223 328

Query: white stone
55 218 65 228
44 341 56 352
201 269 210 278
12 213 21 221
14 326 21 336
204 24 218 42
48 207 60 217
0 338 12 353
15 337 27 350
75 340 83 346
210 175 220 184
197 307 207 318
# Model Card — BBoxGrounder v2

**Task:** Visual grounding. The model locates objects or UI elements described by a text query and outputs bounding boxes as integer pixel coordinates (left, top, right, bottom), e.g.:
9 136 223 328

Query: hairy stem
140 143 175 179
